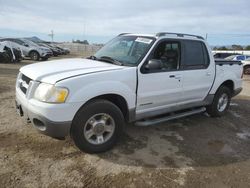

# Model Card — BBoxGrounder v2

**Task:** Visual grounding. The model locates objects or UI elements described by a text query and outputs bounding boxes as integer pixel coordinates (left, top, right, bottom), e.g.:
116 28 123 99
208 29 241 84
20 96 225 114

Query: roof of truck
120 32 204 40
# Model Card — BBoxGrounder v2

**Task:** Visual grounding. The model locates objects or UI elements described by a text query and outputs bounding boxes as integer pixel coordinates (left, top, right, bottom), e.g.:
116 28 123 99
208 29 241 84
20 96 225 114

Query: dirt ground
1 56 250 188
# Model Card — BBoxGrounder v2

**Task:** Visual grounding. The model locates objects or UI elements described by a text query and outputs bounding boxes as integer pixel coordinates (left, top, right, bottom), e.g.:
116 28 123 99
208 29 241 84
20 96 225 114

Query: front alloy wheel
84 113 115 145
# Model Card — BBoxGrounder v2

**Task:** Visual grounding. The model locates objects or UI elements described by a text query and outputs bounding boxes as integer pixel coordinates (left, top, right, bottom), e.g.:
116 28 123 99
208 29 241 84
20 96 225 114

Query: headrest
163 49 177 58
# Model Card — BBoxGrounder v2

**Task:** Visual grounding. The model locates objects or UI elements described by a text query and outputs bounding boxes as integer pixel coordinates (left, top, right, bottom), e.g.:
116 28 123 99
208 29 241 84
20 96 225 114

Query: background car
213 52 240 59
37 43 60 57
47 43 70 55
0 38 53 61
0 42 11 63
225 54 250 61
0 41 23 63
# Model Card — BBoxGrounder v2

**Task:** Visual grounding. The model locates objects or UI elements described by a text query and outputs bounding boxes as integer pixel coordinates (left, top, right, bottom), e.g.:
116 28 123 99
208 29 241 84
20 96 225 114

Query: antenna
48 30 54 42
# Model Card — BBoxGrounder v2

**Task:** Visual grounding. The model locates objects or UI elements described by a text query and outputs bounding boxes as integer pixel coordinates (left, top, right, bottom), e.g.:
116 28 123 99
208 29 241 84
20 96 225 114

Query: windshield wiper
86 55 98 60
98 56 124 66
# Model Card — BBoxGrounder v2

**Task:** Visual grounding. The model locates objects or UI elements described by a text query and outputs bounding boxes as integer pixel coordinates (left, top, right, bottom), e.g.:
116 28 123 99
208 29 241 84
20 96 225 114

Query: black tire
206 86 232 117
30 51 40 61
243 65 250 75
71 99 125 153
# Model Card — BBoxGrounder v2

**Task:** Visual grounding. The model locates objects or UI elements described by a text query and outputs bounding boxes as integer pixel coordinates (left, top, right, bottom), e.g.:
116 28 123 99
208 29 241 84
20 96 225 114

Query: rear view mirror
145 59 162 71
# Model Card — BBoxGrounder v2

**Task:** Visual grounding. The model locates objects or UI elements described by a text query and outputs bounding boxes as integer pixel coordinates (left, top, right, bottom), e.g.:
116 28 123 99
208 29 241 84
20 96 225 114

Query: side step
135 107 206 126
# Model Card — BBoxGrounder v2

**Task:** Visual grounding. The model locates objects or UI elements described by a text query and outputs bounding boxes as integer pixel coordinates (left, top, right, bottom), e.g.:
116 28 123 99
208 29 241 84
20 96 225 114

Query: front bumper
15 97 71 138
15 79 81 139
41 52 53 58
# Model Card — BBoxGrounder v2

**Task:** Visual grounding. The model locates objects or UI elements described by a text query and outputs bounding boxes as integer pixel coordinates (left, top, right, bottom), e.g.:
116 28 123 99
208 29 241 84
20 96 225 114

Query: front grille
22 74 31 84
18 73 32 95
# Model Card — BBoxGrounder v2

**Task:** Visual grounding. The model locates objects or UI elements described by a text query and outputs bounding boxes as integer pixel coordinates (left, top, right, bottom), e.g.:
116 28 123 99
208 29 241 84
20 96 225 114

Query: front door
136 40 182 117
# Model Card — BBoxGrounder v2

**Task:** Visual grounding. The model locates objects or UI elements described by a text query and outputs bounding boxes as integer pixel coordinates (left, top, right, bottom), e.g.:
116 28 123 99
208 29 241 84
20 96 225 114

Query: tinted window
182 40 209 69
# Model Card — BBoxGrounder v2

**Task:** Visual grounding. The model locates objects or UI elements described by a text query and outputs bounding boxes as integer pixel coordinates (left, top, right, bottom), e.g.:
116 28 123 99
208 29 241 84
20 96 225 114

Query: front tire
30 51 40 61
206 86 231 117
71 99 125 153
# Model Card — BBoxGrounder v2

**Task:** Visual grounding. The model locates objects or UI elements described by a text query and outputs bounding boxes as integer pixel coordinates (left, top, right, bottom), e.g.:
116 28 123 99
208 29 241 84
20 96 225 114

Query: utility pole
48 30 54 42
205 33 208 40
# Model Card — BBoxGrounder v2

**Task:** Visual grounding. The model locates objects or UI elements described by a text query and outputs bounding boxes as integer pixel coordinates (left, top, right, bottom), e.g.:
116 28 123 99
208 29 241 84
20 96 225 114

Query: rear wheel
71 99 125 153
206 86 231 117
243 65 250 75
30 51 40 61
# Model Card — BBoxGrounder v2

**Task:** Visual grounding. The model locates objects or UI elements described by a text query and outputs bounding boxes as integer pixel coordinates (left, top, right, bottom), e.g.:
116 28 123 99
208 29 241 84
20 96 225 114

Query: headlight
34 83 69 103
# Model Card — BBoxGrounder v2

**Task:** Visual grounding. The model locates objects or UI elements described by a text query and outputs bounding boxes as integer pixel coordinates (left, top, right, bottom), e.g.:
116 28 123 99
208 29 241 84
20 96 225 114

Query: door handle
169 74 181 79
206 72 211 76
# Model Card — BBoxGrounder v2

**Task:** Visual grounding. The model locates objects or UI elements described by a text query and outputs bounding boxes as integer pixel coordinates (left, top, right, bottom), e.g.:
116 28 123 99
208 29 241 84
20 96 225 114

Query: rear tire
30 51 40 61
71 99 125 153
243 65 250 75
206 86 231 117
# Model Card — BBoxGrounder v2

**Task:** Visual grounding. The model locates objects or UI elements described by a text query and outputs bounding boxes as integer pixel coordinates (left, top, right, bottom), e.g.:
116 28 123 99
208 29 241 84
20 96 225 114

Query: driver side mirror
144 59 162 71
24 44 29 47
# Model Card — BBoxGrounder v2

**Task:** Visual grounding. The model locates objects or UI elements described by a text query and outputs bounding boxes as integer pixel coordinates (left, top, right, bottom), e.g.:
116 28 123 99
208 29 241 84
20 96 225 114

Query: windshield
94 36 155 66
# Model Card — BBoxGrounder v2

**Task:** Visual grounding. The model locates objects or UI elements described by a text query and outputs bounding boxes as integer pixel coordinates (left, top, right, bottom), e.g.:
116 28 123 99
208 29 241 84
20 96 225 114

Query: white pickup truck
16 33 243 153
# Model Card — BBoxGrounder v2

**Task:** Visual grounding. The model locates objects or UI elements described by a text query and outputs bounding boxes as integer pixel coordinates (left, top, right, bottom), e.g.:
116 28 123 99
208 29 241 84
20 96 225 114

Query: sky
0 0 249 45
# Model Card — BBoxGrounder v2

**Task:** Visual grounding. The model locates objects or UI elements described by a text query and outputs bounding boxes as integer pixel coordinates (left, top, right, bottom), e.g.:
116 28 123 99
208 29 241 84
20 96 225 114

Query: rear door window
181 40 209 69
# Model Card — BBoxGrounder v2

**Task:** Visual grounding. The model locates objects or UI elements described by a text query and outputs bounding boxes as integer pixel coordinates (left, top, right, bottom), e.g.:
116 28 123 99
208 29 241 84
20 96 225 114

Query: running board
135 107 206 126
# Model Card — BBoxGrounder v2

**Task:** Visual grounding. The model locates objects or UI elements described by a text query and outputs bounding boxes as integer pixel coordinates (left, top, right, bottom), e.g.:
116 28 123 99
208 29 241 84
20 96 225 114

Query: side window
149 41 180 71
12 39 24 45
182 40 209 69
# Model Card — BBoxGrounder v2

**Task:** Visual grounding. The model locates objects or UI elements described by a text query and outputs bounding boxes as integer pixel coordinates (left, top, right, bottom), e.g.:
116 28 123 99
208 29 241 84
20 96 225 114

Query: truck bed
215 59 242 66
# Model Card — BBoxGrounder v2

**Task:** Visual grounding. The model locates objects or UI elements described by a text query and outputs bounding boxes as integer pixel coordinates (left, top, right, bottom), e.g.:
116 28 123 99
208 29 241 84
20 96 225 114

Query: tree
232 45 243 50
72 39 89 45
245 45 250 50
217 46 228 50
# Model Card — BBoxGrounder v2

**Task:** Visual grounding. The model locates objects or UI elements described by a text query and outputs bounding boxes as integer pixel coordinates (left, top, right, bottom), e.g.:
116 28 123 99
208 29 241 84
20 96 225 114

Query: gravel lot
1 56 250 188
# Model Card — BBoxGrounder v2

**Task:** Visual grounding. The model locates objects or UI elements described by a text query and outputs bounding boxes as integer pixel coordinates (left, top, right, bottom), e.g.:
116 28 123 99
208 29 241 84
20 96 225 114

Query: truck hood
20 58 124 84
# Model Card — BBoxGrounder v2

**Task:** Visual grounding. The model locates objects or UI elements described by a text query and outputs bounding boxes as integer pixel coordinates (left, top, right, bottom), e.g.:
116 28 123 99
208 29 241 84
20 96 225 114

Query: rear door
179 40 215 104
